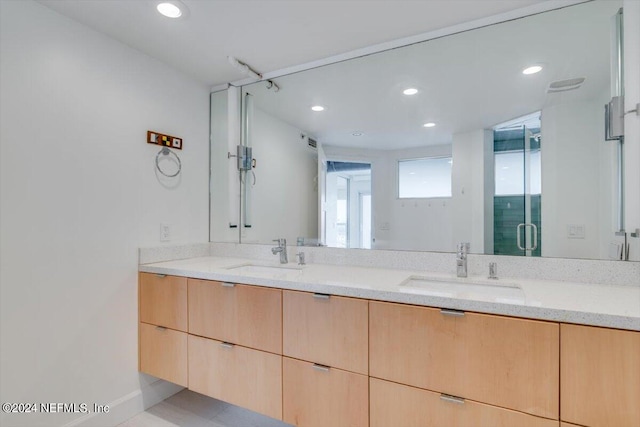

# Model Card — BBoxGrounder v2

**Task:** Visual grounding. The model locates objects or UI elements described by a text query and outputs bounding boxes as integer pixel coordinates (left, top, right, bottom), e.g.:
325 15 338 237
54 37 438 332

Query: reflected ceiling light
352 132 363 136
311 105 325 112
403 88 419 95
522 65 543 75
423 122 436 128
156 2 184 18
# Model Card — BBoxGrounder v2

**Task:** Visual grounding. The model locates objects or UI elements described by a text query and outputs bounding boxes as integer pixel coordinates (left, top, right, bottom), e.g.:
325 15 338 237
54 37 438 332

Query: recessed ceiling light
157 2 183 18
311 105 325 112
403 88 418 96
352 132 363 137
423 122 436 128
522 65 543 75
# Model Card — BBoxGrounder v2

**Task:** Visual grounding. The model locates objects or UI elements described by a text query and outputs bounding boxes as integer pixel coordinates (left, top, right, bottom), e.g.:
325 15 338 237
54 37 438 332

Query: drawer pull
220 342 235 349
155 326 167 331
155 274 167 278
440 308 465 317
222 282 236 288
440 394 465 405
312 293 330 300
312 363 330 372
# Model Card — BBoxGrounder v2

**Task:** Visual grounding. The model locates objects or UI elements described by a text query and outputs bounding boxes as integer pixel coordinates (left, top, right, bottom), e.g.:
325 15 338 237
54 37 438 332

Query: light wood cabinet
139 322 187 386
370 301 559 419
283 357 368 427
188 335 282 420
283 290 368 374
139 273 187 331
560 324 640 427
137 272 638 427
188 279 282 354
370 377 558 427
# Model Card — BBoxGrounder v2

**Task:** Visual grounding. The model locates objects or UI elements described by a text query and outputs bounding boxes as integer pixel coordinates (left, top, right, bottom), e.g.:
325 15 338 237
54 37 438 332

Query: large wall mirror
211 0 637 261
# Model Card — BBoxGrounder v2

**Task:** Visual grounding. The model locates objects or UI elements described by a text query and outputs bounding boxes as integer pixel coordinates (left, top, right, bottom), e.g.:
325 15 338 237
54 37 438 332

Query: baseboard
63 380 184 427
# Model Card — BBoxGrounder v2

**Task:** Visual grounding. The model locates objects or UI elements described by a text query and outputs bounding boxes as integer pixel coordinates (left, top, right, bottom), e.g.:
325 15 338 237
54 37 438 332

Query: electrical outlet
160 223 171 242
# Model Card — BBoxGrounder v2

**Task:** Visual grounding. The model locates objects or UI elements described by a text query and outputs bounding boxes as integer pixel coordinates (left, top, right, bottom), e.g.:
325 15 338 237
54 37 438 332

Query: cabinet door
188 279 282 354
283 290 368 374
283 357 368 427
139 273 187 331
371 378 558 427
370 301 559 419
561 324 640 427
139 322 187 386
188 335 282 421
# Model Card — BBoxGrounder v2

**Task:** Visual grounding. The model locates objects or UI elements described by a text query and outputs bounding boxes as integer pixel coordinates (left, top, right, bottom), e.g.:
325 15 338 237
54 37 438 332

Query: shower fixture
266 80 280 92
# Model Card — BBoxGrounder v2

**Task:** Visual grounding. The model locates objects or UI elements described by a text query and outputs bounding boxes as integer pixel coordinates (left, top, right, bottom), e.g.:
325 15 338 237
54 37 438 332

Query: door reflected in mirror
324 161 372 249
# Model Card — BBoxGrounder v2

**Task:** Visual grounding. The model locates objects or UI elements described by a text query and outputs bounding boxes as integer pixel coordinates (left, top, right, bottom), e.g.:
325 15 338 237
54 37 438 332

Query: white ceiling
37 0 551 86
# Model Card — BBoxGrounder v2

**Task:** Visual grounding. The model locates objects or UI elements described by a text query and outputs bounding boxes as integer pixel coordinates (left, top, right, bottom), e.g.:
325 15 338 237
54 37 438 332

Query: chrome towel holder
155 147 181 178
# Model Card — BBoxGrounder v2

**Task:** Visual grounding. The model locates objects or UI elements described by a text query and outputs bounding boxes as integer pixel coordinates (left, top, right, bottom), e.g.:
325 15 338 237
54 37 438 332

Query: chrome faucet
296 251 306 265
272 238 288 264
488 262 498 279
456 242 470 278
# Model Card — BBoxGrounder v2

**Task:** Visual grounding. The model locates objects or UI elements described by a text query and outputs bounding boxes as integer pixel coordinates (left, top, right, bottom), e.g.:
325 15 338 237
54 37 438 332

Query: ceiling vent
307 137 318 150
547 77 586 93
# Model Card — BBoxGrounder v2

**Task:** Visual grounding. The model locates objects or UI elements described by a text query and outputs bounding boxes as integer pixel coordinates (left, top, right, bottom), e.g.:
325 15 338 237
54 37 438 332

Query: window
398 157 452 198
494 150 541 196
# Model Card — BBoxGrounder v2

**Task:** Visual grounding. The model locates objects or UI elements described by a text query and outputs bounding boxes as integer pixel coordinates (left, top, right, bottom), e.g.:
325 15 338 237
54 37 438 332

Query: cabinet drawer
139 322 187 386
561 324 640 427
139 273 187 331
283 357 368 427
370 301 559 419
283 290 368 374
188 279 282 354
371 378 558 427
188 335 282 420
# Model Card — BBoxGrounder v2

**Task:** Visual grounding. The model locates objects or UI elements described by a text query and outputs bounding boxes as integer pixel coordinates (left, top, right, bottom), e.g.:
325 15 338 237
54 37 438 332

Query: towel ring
156 147 181 178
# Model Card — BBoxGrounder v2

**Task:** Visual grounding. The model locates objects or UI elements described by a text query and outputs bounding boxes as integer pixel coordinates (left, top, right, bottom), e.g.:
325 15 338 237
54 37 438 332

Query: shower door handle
517 223 538 251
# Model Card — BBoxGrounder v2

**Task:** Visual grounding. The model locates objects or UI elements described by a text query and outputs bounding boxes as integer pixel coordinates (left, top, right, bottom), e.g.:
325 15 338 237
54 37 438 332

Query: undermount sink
399 275 525 303
225 263 303 275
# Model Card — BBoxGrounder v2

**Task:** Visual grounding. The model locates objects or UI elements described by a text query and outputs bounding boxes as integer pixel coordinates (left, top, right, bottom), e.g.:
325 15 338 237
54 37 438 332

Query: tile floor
118 390 293 427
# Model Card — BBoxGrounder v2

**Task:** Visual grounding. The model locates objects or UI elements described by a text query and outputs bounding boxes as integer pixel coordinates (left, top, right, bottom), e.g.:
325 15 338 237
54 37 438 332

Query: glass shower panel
494 124 541 257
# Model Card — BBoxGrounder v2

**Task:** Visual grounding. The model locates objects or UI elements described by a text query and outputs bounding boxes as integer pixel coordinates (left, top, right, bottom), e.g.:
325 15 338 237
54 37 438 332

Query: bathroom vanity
138 254 639 427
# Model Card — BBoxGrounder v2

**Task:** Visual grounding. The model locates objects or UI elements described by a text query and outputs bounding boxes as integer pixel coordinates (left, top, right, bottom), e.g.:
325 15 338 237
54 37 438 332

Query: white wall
451 129 493 254
242 107 318 244
541 100 614 259
0 2 209 426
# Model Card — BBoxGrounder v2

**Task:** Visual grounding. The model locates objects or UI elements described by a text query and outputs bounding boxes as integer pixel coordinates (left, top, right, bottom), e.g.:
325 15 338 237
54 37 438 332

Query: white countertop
139 256 640 331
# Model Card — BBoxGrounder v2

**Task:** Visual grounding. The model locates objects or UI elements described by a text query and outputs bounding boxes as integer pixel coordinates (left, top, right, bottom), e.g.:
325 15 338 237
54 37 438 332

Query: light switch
567 224 586 239
160 223 171 242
